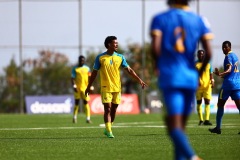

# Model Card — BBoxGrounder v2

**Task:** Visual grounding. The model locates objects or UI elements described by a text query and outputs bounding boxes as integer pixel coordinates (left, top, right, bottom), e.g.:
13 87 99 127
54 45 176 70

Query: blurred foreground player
85 36 147 138
195 50 214 126
209 41 240 134
71 55 92 124
150 0 213 159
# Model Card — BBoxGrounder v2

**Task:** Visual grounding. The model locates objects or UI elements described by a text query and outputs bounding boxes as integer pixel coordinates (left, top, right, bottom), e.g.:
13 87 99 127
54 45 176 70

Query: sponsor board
25 95 74 114
25 94 140 114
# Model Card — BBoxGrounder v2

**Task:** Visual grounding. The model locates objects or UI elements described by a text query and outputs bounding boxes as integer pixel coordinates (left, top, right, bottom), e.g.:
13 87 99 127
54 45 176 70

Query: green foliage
0 50 73 113
0 59 20 112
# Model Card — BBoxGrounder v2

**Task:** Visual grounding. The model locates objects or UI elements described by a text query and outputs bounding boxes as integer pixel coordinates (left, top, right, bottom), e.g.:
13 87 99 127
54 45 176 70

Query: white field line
0 122 238 131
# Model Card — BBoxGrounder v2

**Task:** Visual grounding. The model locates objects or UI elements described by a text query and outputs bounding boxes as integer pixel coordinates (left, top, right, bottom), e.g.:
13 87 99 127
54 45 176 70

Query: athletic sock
170 128 195 159
197 104 203 121
84 104 90 119
73 105 79 118
216 107 224 129
205 104 210 120
105 122 112 133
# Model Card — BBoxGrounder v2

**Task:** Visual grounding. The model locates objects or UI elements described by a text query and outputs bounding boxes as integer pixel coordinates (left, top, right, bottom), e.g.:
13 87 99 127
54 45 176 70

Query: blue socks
170 128 195 159
216 107 224 129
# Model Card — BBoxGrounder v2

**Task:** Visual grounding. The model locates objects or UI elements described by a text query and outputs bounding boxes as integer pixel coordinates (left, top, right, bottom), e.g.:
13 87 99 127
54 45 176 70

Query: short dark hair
104 36 117 49
78 55 85 61
222 41 231 48
167 0 191 5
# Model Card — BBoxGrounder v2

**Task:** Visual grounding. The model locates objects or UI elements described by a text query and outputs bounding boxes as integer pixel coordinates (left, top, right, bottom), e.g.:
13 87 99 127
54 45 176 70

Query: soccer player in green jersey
85 36 147 138
195 50 214 126
71 55 92 124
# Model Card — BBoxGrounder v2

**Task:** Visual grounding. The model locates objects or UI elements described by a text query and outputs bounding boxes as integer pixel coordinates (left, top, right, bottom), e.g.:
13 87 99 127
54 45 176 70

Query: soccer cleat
198 121 204 126
203 120 212 126
104 129 107 135
86 120 92 124
209 127 221 134
73 118 77 124
106 132 114 138
104 129 114 138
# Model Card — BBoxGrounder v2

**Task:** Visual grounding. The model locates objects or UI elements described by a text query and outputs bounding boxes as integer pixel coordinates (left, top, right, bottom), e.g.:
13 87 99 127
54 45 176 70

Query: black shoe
238 132 240 134
209 127 221 134
198 121 204 126
203 120 212 126
86 120 92 124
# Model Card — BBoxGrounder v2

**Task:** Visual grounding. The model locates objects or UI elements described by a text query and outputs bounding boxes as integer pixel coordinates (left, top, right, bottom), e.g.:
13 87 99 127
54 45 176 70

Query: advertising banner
25 95 74 114
89 94 140 114
25 94 140 114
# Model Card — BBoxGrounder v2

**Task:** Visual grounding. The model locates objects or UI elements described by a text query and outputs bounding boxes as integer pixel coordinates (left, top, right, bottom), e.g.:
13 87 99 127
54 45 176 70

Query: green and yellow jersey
93 52 129 92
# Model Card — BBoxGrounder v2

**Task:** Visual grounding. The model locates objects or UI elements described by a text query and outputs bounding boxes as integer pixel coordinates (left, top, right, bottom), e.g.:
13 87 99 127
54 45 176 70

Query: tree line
0 44 222 113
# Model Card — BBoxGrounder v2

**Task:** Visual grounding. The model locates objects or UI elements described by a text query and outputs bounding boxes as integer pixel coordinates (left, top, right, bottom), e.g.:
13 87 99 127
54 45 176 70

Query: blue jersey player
150 0 213 159
209 41 240 134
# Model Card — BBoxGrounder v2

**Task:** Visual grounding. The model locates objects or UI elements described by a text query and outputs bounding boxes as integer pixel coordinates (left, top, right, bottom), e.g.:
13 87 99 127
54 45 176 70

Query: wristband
73 84 77 88
211 79 215 82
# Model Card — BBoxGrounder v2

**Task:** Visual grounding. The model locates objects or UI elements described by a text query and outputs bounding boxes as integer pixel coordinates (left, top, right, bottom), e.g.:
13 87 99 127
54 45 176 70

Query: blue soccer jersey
93 52 129 92
222 51 240 90
150 6 213 89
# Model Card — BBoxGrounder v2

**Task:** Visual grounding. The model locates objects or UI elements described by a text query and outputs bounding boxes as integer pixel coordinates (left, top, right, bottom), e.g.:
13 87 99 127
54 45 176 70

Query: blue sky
0 0 240 74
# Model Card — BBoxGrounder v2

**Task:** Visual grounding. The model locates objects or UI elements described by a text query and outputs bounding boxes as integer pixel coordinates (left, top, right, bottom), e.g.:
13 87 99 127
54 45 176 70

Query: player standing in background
85 36 147 138
71 55 92 124
195 49 214 126
150 0 213 159
209 41 240 134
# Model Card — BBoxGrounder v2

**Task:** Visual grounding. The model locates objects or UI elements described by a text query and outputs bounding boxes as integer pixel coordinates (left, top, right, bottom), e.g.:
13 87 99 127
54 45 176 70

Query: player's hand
214 68 220 76
211 79 215 88
73 84 78 92
140 80 148 89
85 86 90 96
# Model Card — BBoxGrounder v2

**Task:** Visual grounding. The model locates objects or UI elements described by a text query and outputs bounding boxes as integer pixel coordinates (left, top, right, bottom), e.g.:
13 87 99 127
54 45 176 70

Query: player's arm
150 31 162 72
199 39 212 77
214 65 231 78
85 69 98 95
124 66 147 89
71 78 78 92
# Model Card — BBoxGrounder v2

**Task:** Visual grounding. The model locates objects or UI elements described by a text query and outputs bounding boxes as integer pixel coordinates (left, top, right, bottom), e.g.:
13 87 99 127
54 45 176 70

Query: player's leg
203 98 212 125
196 90 204 125
102 92 114 138
81 90 91 123
209 89 228 134
73 91 80 123
73 99 80 123
232 89 240 134
163 89 197 160
203 86 212 125
111 92 121 124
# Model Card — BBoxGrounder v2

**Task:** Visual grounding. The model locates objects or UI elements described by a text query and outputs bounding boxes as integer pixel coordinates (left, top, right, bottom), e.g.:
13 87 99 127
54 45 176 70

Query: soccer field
0 113 239 160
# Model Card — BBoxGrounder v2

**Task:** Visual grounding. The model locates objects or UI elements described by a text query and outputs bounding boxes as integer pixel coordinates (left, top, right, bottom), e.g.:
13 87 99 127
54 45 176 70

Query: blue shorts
162 88 195 116
219 88 240 100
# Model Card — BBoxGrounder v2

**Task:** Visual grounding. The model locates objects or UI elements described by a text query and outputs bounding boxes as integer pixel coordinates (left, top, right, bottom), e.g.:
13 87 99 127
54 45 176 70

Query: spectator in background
150 0 213 159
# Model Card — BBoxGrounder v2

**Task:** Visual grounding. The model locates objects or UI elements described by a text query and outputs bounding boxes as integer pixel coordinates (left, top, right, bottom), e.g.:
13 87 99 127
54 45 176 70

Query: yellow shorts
74 89 90 101
101 92 121 104
196 87 212 100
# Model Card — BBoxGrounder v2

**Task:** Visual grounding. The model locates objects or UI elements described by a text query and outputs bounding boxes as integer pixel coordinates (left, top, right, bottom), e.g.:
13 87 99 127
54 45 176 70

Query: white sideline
0 121 238 131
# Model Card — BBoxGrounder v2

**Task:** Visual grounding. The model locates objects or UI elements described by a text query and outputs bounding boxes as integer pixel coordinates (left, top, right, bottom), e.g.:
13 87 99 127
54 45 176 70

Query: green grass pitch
0 113 239 160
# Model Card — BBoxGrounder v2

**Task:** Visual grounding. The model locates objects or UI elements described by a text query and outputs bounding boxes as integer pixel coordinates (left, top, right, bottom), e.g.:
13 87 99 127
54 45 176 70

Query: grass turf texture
0 113 239 160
